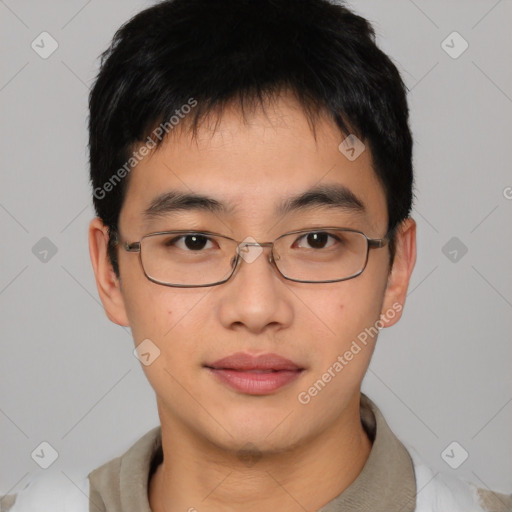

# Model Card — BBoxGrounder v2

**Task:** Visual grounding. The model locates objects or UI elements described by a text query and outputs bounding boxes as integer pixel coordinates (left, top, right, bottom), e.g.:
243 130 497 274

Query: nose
217 242 294 334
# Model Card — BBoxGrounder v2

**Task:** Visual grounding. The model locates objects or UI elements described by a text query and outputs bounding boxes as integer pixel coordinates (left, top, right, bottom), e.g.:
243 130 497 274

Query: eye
166 234 216 251
294 231 338 250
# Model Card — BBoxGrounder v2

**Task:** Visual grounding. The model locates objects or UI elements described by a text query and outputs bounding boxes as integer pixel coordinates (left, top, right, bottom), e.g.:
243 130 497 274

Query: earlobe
380 217 417 328
88 218 130 327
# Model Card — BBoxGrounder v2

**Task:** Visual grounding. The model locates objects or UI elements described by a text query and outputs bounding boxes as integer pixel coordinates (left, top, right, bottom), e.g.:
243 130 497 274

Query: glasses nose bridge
238 240 273 247
235 240 278 268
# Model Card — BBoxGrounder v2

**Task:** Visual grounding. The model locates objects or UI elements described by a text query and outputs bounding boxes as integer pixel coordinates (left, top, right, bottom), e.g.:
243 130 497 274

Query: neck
149 394 372 512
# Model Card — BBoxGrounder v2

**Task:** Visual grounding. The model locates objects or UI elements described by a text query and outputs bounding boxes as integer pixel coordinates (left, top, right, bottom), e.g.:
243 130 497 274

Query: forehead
119 92 388 235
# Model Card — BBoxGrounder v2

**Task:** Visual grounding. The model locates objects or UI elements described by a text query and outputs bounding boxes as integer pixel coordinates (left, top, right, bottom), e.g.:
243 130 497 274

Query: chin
202 410 312 454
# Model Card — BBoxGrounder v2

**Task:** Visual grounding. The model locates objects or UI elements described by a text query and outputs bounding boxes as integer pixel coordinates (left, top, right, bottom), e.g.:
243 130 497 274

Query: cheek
124 285 207 392
312 276 385 340
294 279 387 411
120 267 199 346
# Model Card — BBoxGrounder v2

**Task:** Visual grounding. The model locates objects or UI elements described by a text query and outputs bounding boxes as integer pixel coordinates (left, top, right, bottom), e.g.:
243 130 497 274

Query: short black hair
89 0 414 276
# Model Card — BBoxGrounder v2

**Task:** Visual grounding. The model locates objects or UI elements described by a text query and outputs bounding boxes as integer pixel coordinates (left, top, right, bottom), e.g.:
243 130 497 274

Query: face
90 91 416 455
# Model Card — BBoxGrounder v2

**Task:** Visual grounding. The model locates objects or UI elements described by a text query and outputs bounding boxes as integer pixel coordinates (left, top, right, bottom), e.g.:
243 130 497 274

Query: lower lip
207 368 303 395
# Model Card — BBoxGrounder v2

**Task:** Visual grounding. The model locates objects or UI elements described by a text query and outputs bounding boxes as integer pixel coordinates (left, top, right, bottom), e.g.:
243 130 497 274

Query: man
2 0 511 510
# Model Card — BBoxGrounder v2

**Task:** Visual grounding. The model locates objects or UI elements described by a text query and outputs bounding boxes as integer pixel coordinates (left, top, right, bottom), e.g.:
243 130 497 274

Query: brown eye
306 232 329 249
164 234 214 251
183 234 209 250
294 232 336 250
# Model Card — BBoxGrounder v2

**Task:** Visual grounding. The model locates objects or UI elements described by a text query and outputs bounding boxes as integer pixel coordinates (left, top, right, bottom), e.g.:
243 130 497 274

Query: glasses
117 227 393 288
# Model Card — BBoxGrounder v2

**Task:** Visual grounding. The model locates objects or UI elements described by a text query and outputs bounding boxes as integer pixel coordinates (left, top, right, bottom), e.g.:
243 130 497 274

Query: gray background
1 0 511 498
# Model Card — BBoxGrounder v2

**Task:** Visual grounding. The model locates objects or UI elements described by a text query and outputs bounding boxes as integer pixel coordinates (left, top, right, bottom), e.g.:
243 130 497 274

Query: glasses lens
140 232 237 286
274 229 368 282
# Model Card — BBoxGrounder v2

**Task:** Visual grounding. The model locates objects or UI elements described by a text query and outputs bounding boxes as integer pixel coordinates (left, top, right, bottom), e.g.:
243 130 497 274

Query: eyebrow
142 184 365 220
143 191 226 220
277 184 366 216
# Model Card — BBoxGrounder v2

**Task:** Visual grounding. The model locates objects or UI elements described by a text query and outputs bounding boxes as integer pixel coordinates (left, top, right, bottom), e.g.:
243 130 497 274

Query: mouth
204 352 305 395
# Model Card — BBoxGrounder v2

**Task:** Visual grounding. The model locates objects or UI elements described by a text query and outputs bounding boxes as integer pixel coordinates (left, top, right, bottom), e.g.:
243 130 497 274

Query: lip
204 352 304 395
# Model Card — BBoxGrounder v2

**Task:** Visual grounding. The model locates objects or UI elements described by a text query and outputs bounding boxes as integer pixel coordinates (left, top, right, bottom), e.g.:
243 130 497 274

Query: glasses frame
117 227 394 288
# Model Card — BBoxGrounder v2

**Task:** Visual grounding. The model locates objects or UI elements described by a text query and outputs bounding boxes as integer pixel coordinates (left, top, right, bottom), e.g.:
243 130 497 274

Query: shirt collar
318 393 416 511
88 393 416 512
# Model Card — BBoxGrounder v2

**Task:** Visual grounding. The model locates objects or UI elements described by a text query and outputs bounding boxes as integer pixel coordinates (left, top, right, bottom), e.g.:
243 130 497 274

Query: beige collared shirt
87 394 418 511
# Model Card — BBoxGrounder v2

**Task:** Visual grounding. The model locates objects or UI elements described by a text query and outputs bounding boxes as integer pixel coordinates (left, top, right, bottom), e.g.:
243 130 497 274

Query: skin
89 90 416 512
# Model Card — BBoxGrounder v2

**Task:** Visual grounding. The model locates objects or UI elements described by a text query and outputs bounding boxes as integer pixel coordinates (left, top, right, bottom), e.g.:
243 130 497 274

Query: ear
88 217 130 327
379 217 417 328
